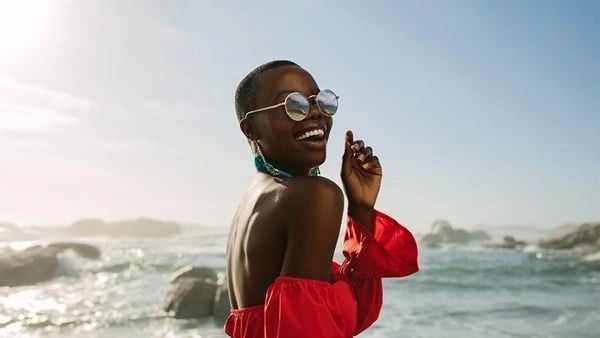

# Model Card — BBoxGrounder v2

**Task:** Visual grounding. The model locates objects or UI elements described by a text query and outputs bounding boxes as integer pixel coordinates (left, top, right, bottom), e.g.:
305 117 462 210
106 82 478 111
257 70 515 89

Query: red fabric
224 209 419 338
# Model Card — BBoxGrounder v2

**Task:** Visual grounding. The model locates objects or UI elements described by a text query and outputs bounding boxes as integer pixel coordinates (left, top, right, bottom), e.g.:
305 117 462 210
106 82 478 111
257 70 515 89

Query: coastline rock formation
62 218 180 238
48 242 101 259
0 242 100 287
0 246 58 287
486 236 528 250
164 265 230 322
539 222 600 255
420 220 491 248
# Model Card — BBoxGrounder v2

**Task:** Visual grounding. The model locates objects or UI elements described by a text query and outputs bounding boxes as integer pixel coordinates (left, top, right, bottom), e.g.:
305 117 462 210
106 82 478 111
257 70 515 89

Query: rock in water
0 247 59 287
469 231 492 241
164 266 231 320
486 236 527 249
47 242 101 259
420 233 442 248
451 229 470 244
420 220 489 248
539 223 600 250
169 265 218 284
164 277 218 318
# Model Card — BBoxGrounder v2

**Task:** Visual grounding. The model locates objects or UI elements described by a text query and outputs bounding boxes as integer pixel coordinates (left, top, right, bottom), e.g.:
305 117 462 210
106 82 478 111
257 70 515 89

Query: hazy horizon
1 1 598 232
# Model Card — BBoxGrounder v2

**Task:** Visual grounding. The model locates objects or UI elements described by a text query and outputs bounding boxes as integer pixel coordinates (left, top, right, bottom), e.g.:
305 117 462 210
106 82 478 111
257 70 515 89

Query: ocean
1 225 599 338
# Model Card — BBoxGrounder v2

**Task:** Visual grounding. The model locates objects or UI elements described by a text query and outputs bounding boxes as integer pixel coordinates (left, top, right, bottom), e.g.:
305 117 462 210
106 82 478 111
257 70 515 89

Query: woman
225 60 419 338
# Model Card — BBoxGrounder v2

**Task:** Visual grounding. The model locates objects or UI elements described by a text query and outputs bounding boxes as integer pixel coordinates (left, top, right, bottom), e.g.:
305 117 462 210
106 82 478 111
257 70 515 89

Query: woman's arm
278 176 344 281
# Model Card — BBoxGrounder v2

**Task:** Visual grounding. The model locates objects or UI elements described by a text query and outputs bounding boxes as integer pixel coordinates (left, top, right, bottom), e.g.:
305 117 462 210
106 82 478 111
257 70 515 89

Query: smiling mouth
295 128 326 142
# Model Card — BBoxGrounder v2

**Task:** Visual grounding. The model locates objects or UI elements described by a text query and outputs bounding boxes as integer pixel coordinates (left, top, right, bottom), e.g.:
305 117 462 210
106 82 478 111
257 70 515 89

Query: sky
0 0 598 232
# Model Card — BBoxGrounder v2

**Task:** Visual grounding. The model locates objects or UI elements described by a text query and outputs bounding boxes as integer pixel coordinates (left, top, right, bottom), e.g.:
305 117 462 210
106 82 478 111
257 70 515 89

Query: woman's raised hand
340 130 382 213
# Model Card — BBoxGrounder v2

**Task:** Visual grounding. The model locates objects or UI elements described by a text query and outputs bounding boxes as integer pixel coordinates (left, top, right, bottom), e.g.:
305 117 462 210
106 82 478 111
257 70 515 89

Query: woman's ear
240 118 258 141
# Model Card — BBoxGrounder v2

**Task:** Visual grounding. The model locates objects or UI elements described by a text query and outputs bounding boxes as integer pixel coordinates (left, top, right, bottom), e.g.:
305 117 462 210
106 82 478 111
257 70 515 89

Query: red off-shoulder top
224 209 419 338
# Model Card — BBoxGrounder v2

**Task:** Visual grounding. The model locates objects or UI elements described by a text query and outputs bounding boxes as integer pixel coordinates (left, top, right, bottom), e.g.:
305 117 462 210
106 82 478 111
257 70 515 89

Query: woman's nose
305 99 324 119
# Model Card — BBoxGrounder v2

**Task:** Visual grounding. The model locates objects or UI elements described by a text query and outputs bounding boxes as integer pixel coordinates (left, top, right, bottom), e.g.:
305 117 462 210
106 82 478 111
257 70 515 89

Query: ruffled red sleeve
340 208 419 278
224 209 418 338
330 208 419 335
263 209 419 337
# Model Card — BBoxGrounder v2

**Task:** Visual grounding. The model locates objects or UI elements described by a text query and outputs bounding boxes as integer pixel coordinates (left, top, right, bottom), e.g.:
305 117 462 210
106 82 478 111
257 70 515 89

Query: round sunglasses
242 89 339 122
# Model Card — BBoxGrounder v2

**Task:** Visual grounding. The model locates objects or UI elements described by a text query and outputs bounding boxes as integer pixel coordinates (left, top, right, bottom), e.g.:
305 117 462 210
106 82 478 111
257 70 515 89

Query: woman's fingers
344 130 354 151
357 146 372 162
362 155 380 169
351 140 364 153
345 131 381 169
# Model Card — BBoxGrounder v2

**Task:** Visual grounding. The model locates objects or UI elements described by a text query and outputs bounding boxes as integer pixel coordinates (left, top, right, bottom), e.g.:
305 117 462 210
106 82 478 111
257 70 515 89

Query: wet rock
539 223 600 250
164 267 231 320
572 244 599 257
486 236 527 249
420 220 490 248
0 241 101 287
420 233 442 248
164 277 218 319
47 242 101 259
169 265 218 284
0 247 59 287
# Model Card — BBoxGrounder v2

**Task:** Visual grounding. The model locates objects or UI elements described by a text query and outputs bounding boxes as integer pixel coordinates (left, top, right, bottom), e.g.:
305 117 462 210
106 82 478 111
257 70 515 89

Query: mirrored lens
285 93 310 121
316 89 338 116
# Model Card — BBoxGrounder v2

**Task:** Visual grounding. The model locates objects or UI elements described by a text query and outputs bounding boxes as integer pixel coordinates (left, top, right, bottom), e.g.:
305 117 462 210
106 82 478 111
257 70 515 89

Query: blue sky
0 0 598 231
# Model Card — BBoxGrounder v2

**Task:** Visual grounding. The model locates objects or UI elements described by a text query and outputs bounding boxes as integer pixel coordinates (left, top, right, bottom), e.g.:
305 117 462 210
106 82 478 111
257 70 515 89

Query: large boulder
420 220 489 248
47 242 101 259
0 242 101 287
164 277 218 319
169 265 218 284
0 247 59 287
164 267 231 320
486 236 528 250
539 223 600 251
62 217 180 238
420 233 442 248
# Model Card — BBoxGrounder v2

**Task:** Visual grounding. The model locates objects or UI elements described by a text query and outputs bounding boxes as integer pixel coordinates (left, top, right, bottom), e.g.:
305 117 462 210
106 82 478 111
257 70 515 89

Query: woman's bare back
226 173 345 309
226 173 289 309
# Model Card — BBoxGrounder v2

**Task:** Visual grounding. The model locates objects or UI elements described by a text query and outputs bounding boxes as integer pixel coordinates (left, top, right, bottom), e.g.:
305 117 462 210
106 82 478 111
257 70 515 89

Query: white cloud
0 75 94 131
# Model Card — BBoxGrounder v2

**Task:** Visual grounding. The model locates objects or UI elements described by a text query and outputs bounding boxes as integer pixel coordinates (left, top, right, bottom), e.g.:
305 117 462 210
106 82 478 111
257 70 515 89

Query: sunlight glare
0 0 55 65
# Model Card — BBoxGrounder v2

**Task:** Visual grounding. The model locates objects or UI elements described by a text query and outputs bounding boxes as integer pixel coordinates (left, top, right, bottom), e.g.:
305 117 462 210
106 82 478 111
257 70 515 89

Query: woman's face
246 65 333 175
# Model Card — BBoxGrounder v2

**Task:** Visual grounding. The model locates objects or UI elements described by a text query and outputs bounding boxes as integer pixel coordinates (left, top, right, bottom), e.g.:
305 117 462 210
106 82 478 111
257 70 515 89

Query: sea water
1 226 599 338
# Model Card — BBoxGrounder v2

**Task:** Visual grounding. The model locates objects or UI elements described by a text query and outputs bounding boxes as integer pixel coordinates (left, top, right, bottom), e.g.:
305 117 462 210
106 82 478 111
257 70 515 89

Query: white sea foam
582 251 600 262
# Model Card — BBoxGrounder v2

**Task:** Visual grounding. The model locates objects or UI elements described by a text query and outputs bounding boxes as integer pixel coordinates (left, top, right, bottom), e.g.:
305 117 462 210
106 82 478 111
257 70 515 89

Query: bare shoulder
279 175 344 206
276 175 344 225
277 176 345 280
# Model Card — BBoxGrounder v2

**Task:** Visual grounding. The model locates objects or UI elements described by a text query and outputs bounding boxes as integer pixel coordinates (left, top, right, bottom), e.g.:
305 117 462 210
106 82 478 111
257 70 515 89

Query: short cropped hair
235 60 299 122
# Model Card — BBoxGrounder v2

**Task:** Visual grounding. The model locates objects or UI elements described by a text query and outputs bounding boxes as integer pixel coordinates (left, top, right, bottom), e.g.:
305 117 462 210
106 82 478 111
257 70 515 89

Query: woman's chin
295 137 327 151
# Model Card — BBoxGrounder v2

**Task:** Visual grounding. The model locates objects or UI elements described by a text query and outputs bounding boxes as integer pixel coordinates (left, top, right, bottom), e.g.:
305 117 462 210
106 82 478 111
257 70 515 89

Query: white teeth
296 128 324 140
